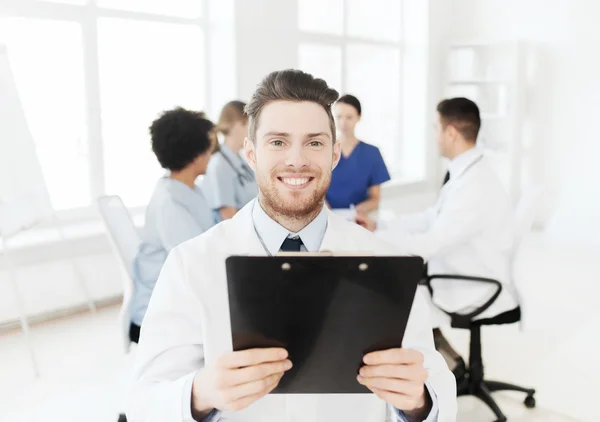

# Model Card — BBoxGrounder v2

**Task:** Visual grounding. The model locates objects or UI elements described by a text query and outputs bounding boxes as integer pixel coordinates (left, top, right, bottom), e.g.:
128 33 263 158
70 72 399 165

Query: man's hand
354 214 377 232
358 348 431 419
192 348 292 417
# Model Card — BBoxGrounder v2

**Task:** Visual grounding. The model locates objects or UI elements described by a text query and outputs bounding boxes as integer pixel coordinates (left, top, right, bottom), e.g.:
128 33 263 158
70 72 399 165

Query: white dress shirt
379 147 518 324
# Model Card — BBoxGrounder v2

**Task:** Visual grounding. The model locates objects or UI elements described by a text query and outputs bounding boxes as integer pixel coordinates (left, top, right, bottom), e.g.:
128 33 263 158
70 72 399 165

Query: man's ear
331 140 341 171
243 137 256 171
447 124 460 142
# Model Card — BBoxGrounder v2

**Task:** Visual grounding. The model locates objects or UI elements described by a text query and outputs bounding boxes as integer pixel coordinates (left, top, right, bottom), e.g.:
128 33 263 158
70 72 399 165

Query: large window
97 19 206 206
298 0 427 180
0 0 235 211
0 18 89 210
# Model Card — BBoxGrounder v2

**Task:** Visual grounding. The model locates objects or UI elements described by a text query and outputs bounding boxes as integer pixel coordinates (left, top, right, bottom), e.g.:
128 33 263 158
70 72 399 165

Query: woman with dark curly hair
129 107 217 342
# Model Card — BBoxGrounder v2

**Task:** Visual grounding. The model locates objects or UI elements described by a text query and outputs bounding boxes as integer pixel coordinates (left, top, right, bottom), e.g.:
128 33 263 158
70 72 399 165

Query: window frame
297 0 406 178
0 0 214 221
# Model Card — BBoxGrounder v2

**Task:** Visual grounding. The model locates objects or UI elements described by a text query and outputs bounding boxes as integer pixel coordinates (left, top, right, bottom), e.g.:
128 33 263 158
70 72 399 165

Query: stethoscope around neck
220 152 255 186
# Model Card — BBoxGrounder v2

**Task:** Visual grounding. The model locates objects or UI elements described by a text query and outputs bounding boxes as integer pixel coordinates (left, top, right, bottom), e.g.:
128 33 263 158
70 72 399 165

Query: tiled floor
0 304 584 422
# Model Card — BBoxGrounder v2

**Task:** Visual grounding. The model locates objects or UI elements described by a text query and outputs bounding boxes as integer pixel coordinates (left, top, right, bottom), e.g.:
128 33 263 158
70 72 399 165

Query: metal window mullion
202 0 211 116
341 0 348 92
82 2 105 203
397 0 405 172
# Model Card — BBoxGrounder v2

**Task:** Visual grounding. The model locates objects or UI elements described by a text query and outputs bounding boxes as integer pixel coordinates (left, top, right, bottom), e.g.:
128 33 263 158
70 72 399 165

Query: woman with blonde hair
203 100 258 221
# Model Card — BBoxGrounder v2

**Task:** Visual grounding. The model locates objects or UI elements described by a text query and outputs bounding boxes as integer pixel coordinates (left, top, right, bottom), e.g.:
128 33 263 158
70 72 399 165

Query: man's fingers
367 387 422 411
363 348 424 366
359 364 428 382
224 373 283 411
217 348 288 369
358 376 423 397
224 360 292 387
226 372 283 402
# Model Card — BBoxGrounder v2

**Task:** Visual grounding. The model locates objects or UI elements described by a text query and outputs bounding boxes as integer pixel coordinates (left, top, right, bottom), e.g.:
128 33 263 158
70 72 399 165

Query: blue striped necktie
280 236 304 252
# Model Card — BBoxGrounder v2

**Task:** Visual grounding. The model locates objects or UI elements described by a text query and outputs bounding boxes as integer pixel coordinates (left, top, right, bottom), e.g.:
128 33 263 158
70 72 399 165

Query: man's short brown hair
437 97 481 142
245 69 339 142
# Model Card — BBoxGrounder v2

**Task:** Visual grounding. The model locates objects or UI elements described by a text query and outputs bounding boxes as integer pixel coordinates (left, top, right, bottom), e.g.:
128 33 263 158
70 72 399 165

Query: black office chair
424 274 536 422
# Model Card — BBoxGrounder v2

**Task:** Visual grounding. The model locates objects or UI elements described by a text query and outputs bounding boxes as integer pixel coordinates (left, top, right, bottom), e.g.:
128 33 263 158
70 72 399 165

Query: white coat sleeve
374 207 436 246
393 207 437 234
402 290 458 422
386 182 489 261
126 248 206 422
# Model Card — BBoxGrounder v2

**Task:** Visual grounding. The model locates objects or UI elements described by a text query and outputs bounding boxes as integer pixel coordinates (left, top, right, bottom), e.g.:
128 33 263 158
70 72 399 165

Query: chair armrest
426 274 503 326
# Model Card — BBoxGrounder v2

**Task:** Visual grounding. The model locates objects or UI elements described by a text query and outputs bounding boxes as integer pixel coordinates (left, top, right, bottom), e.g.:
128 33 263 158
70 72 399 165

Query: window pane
207 0 237 119
298 0 343 35
97 0 203 19
0 18 89 210
346 44 401 172
298 43 342 92
346 0 401 42
98 19 205 207
401 44 427 180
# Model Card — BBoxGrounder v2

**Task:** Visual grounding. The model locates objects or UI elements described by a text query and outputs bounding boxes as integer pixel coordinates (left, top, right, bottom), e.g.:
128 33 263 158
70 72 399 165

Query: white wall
0 232 122 328
234 0 298 100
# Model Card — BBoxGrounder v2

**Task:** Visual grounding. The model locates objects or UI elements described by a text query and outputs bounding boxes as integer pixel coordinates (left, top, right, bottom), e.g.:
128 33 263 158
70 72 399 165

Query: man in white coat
356 98 517 375
127 69 457 422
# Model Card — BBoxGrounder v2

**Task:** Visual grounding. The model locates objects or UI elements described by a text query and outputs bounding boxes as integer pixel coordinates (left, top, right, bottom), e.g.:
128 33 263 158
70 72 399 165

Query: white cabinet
444 41 529 202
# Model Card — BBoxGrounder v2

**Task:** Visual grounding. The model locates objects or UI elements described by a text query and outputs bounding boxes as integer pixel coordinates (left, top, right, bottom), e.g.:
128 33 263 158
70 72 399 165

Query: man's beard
258 170 329 223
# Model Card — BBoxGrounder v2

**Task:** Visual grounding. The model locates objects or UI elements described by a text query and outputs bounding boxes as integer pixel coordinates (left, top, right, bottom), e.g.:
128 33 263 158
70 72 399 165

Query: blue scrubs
130 177 215 326
326 141 391 209
202 143 258 221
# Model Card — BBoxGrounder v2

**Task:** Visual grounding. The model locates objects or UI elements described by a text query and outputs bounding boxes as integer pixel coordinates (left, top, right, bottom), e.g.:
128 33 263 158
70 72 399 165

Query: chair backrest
97 195 140 280
510 184 542 330
97 195 141 353
513 184 542 253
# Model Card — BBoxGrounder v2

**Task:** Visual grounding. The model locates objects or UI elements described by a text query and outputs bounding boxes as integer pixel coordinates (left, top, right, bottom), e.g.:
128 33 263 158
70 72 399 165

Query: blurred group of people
130 92 394 339
128 70 518 407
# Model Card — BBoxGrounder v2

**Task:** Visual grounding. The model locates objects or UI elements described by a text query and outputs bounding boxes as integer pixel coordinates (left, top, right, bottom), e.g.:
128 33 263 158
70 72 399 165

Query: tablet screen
225 256 424 394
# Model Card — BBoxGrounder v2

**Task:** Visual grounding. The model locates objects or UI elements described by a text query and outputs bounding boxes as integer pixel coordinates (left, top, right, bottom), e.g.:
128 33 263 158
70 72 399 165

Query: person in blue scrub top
129 107 217 343
326 95 391 214
203 100 258 221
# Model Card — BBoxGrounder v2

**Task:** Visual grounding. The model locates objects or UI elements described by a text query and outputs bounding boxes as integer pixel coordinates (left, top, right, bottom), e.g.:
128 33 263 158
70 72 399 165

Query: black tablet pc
225 255 424 394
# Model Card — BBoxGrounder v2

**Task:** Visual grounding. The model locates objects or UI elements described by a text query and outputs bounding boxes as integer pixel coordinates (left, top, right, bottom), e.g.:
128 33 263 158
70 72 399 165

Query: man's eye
271 140 283 146
310 141 324 147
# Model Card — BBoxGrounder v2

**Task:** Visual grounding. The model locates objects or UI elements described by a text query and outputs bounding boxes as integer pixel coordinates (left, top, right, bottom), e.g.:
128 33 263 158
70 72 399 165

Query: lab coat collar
448 146 484 180
251 200 328 256
231 199 348 256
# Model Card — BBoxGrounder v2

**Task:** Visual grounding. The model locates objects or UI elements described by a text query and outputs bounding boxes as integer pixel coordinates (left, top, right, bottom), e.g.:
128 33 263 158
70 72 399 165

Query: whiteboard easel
0 44 97 377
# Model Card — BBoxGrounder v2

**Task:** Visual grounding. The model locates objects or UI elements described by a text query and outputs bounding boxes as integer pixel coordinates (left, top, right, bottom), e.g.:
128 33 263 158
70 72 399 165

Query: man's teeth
282 177 309 186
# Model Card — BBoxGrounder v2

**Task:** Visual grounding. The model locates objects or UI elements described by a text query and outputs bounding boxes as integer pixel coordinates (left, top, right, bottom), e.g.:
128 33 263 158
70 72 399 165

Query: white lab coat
378 149 518 325
127 200 457 422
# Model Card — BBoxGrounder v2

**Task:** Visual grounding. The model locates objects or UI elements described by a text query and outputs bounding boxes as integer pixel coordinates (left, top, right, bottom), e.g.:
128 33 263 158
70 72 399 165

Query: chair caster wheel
524 395 536 409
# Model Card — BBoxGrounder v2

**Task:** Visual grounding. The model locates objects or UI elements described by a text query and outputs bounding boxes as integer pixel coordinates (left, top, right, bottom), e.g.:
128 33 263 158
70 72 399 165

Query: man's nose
284 144 310 168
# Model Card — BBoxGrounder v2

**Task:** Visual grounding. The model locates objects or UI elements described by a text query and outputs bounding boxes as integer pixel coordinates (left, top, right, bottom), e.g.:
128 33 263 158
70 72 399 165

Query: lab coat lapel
221 205 391 421
229 199 269 256
320 209 352 252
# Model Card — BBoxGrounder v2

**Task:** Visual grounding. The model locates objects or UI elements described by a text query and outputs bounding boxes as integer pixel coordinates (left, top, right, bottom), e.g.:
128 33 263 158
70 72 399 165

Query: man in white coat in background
356 98 517 377
127 69 456 422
